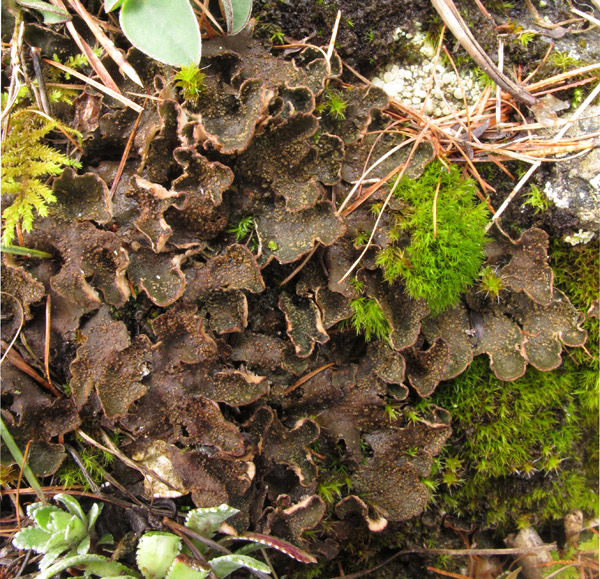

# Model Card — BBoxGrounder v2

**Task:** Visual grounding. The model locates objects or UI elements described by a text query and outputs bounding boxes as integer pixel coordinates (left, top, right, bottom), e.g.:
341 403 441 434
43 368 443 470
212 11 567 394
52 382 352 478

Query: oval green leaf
120 0 201 66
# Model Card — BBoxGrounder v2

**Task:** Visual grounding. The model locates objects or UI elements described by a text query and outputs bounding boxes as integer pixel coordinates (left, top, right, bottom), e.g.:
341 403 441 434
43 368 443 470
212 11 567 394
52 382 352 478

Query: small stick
430 0 536 105
43 58 143 113
279 243 319 287
326 10 342 65
432 179 441 239
76 429 180 492
110 98 148 196
30 47 52 116
283 363 336 395
1 340 63 398
44 294 52 387
340 128 430 282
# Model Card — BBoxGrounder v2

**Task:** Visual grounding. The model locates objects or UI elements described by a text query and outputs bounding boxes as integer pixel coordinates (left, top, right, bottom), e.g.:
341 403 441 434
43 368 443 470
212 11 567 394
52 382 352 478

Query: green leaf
16 0 71 23
167 557 210 579
86 501 103 531
210 554 271 578
1 244 53 258
104 0 123 11
55 494 87 523
184 504 239 539
120 0 201 66
136 532 181 579
12 526 52 552
77 535 91 555
39 546 69 570
37 554 139 579
220 0 252 35
30 505 62 532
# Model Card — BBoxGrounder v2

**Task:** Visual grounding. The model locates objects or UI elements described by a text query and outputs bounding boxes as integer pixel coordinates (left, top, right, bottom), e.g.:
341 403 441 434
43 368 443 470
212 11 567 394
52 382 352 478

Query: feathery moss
378 161 489 315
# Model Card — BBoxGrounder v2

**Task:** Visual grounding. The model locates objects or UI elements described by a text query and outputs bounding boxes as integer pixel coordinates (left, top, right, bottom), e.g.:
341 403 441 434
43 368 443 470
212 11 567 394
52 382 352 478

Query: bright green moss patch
430 357 598 531
350 297 391 343
378 161 489 315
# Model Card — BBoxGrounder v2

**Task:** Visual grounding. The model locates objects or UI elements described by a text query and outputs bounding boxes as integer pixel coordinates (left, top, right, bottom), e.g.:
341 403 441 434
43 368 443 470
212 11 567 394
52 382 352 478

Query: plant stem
0 417 46 503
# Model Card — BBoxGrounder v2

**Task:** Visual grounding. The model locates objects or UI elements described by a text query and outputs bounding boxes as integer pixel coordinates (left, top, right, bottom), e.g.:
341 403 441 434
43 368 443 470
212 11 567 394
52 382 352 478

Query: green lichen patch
262 495 326 544
128 248 185 307
206 369 268 406
405 338 450 397
421 304 475 380
320 85 389 145
473 312 527 381
151 303 218 371
315 286 354 329
1 260 45 332
255 201 345 264
236 113 325 211
519 290 588 371
359 269 429 351
166 147 233 244
204 289 248 334
69 307 151 417
494 227 554 306
367 341 408 398
31 220 130 311
172 396 246 456
353 418 451 523
52 169 112 224
262 417 321 486
341 111 434 183
279 292 329 358
127 176 186 252
185 77 272 154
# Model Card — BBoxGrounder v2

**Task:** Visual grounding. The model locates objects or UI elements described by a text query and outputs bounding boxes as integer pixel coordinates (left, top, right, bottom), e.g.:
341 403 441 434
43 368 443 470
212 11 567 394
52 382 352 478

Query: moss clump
376 161 489 315
551 240 599 370
1 109 81 245
430 357 598 531
350 297 391 343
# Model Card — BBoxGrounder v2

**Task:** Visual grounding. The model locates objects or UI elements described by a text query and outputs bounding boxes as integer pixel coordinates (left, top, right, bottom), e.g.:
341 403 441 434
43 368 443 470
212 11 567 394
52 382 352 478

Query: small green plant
324 89 348 121
517 30 536 47
550 50 582 71
522 183 552 214
15 501 316 578
377 161 489 315
350 297 391 343
353 231 369 248
227 215 255 242
384 403 401 422
1 109 82 245
269 27 286 45
12 494 132 578
173 64 207 100
365 29 375 44
478 265 505 301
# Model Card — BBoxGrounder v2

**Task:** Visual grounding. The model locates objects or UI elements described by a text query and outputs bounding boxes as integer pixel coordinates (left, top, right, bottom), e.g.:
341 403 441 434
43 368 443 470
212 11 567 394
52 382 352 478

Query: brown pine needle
48 0 122 95
66 0 143 87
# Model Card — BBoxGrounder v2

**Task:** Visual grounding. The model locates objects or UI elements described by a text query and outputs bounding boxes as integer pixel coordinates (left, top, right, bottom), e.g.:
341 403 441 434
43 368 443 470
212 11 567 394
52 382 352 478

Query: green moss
429 357 598 531
350 297 391 343
377 161 489 314
551 240 599 369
